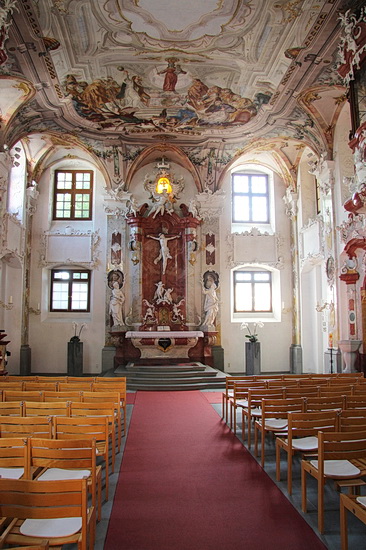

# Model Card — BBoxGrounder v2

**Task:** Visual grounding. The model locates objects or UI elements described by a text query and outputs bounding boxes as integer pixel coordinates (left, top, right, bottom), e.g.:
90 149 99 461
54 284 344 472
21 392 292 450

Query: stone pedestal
68 338 83 376
290 344 303 374
20 344 31 376
245 342 261 375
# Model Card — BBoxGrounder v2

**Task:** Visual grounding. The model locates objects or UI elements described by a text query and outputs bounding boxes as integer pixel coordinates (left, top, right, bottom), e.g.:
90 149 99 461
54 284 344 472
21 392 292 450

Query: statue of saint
201 271 219 328
108 270 125 326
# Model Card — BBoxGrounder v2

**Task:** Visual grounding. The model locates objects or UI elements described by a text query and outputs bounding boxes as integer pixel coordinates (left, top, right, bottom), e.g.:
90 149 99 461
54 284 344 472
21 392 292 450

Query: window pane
254 273 270 282
55 193 72 218
235 272 252 282
254 283 271 311
251 196 268 222
251 176 267 193
75 172 91 189
74 194 90 218
54 271 70 280
71 282 88 310
233 175 249 193
235 282 252 311
233 196 249 222
52 282 69 310
56 172 72 189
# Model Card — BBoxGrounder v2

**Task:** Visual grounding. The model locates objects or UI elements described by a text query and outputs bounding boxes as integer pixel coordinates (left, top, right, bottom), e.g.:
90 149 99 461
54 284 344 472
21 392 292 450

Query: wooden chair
4 375 38 382
254 397 306 467
275 409 340 494
241 387 284 447
69 401 116 472
0 400 23 416
3 391 44 402
0 416 53 439
0 437 30 480
29 437 102 522
267 379 299 388
221 376 251 423
93 379 127 436
22 401 71 418
4 542 50 550
35 377 67 382
0 477 95 550
54 415 110 500
344 394 366 409
82 391 122 450
340 492 366 550
229 380 267 433
43 390 83 402
301 430 366 533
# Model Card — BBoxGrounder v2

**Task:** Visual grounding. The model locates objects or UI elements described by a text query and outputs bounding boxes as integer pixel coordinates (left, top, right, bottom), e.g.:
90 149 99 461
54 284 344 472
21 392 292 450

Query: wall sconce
316 300 334 312
29 303 41 315
0 297 13 310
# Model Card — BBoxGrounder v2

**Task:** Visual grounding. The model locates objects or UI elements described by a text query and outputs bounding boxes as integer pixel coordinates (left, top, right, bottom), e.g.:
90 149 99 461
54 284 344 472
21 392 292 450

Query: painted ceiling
0 0 362 162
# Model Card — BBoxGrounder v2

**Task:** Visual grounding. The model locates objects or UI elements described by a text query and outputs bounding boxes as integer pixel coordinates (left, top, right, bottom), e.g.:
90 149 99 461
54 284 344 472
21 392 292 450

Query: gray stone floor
93 392 366 550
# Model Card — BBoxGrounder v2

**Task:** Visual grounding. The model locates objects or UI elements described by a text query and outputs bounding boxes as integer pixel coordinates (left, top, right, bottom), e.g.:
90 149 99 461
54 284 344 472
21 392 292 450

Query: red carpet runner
105 391 326 550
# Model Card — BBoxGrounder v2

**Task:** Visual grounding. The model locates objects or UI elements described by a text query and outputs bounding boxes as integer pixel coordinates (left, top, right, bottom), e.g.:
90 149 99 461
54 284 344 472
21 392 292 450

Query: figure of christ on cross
147 232 181 274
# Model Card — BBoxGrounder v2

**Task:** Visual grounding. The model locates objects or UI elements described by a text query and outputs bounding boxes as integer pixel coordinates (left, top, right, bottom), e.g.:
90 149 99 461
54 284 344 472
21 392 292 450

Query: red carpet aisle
105 391 326 550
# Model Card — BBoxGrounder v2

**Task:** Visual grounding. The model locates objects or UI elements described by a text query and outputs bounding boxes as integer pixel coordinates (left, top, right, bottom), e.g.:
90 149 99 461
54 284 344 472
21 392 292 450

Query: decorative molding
196 190 226 221
38 229 101 269
308 154 335 194
225 230 284 269
336 212 366 244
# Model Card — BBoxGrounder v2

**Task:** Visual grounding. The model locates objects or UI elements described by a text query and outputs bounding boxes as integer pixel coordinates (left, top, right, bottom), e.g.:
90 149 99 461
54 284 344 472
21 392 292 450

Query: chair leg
287 450 293 495
340 495 349 550
261 429 265 468
318 476 325 534
275 440 281 481
301 464 307 513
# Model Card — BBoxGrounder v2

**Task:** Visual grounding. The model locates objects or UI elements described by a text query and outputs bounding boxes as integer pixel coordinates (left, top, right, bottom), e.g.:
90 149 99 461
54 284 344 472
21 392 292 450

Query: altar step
113 362 227 391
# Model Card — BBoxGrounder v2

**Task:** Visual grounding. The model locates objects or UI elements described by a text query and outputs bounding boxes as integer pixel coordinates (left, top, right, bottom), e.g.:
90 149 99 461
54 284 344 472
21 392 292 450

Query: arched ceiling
0 0 361 175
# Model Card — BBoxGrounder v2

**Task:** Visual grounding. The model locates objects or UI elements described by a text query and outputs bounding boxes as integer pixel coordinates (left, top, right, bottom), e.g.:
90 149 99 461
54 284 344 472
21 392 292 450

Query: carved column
20 180 39 375
283 188 302 373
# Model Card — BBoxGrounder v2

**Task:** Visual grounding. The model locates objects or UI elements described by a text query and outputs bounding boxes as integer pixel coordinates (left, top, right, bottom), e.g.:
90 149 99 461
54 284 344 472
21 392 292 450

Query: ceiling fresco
0 0 362 164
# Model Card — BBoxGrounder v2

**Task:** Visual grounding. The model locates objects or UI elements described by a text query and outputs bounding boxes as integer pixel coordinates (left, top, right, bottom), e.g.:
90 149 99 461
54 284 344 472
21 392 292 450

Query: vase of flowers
241 322 263 374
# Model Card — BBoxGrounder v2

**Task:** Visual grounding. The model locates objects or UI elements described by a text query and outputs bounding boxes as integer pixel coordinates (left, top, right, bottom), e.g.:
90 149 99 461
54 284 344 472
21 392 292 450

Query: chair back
54 415 109 443
318 429 366 466
287 409 340 439
260 397 306 421
43 390 83 402
0 401 23 416
22 401 71 417
0 477 91 550
29 437 96 475
24 382 59 392
305 395 345 412
0 415 53 438
0 437 30 479
58 382 93 392
3 391 44 402
339 408 366 431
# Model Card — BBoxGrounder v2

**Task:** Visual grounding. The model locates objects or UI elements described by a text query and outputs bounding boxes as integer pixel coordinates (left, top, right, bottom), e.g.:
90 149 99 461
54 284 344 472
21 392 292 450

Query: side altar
104 158 223 369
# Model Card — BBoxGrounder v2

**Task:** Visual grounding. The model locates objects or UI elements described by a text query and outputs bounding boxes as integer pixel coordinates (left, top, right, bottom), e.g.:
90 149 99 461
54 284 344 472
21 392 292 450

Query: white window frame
231 264 281 323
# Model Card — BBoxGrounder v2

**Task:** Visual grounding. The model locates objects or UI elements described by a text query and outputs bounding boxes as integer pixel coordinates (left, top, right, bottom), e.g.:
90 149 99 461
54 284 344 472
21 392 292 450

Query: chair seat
20 517 82 538
37 468 91 481
264 418 288 430
291 436 318 451
251 408 262 417
0 467 24 479
236 399 249 408
310 459 361 478
357 496 366 508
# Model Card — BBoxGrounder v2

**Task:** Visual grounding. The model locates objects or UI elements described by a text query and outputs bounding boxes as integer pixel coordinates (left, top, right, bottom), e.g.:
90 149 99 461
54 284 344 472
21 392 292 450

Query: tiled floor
94 392 366 550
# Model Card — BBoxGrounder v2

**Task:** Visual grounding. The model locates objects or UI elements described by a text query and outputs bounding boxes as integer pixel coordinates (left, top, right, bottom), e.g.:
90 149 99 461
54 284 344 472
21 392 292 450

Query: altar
125 330 204 359
105 158 224 370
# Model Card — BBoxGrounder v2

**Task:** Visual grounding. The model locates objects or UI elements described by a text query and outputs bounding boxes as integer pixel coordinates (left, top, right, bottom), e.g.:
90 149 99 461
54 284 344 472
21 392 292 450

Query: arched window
231 166 275 234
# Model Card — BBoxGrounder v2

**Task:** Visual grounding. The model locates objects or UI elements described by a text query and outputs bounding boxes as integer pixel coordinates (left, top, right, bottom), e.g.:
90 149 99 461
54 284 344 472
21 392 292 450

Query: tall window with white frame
50 269 91 312
53 170 93 220
234 270 272 313
232 172 269 224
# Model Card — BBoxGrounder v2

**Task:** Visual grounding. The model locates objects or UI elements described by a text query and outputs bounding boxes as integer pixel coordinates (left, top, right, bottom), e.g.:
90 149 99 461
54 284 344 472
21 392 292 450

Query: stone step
127 381 226 391
125 369 218 379
125 364 207 373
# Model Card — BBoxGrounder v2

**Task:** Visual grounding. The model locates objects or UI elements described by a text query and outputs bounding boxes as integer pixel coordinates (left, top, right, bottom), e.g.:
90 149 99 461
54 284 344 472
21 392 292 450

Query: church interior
0 0 366 548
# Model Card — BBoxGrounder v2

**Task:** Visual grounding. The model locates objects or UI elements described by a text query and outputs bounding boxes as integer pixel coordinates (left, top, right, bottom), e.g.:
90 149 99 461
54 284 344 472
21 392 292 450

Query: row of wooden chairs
222 372 365 423
248 398 366 536
229 379 366 433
